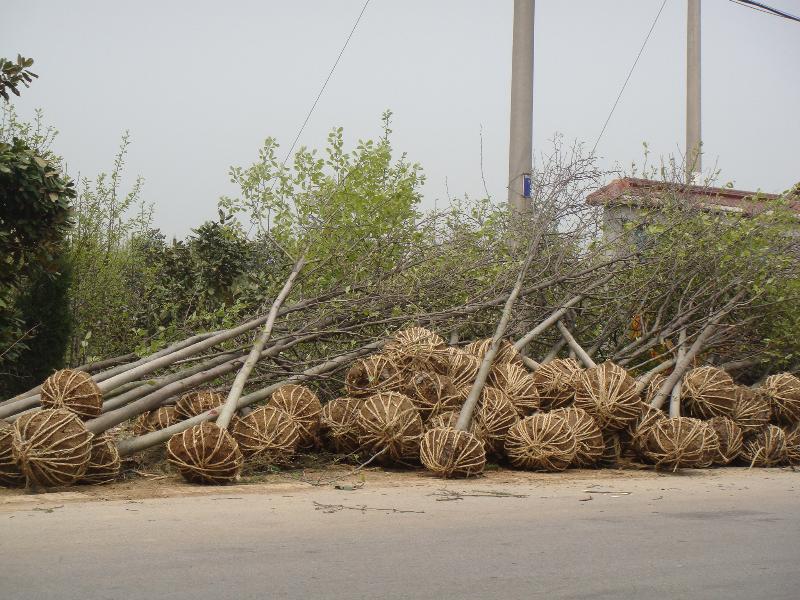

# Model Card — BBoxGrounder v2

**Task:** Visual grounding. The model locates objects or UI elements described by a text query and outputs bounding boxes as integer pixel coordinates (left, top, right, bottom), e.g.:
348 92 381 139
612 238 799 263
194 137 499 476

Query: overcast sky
3 0 799 237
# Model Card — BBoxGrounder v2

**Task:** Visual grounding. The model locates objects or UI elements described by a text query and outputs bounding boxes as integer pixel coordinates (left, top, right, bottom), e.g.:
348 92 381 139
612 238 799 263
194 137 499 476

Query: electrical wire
591 0 668 155
729 0 800 23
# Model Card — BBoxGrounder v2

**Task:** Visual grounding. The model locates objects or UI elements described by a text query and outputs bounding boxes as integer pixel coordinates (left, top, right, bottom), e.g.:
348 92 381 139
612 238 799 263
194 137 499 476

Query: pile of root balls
1 327 800 488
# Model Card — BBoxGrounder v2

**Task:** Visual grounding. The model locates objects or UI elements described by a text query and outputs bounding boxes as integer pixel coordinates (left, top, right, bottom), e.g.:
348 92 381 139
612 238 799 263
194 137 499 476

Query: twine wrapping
642 417 718 471
574 362 640 431
384 327 446 353
643 374 666 405
319 397 361 454
707 416 743 466
420 427 486 478
738 425 787 467
762 373 800 425
531 358 582 410
464 338 523 367
403 372 459 421
270 384 322 449
166 422 243 484
599 431 623 467
133 406 179 435
175 390 224 420
345 354 404 397
80 433 121 485
445 348 481 389
471 387 519 456
551 406 604 467
0 421 25 487
682 366 737 419
40 369 103 420
356 391 423 464
784 424 800 466
504 413 577 471
12 408 93 487
425 410 459 431
490 362 540 415
628 402 667 459
232 405 299 462
731 386 771 434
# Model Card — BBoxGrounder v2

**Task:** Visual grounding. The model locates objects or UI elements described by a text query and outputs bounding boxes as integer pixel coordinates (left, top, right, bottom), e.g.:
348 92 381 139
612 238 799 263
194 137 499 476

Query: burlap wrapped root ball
470 387 519 456
345 354 404 398
762 373 800 425
174 389 224 420
599 431 623 467
420 427 486 478
642 374 666 405
12 408 93 487
80 433 121 485
356 391 423 464
530 358 582 410
445 348 481 388
682 366 737 419
784 425 800 465
628 402 667 459
551 407 603 467
319 397 361 454
232 405 299 464
641 417 719 471
730 386 770 434
384 326 447 353
40 369 103 420
0 421 25 487
504 412 577 471
490 363 540 416
133 406 179 435
707 416 743 466
738 425 787 467
167 422 243 484
574 362 640 431
464 338 524 368
404 372 459 421
270 384 322 448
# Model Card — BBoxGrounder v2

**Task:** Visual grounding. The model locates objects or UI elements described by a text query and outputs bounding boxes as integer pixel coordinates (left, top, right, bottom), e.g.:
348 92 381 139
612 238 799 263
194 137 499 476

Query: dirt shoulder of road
1 462 796 512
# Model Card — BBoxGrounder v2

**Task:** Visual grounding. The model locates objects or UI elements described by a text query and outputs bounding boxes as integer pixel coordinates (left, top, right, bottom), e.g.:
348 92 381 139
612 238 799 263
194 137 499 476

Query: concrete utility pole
686 0 701 182
508 0 535 216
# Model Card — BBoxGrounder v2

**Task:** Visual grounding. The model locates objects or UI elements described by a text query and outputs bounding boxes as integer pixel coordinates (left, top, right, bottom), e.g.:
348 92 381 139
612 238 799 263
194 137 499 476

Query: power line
729 0 800 23
591 0 668 155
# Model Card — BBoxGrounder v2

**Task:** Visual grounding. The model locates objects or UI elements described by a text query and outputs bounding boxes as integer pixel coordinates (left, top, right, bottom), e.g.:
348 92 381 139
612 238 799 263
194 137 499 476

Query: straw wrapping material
40 369 103 420
166 422 243 484
504 412 577 472
12 408 93 487
420 427 486 478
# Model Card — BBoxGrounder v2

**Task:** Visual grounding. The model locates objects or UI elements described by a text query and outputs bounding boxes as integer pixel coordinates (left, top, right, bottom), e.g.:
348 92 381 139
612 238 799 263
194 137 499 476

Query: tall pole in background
686 0 701 182
508 0 535 216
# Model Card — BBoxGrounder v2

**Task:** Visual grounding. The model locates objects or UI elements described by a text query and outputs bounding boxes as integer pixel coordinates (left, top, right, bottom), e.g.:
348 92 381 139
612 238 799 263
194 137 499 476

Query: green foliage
0 55 38 102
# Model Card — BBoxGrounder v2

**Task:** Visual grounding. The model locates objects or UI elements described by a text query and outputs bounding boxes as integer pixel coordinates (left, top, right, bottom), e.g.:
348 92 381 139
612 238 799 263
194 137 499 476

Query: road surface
1 468 798 599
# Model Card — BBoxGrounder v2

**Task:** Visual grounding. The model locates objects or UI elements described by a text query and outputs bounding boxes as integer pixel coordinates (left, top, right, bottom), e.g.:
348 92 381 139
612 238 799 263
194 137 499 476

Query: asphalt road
1 469 798 599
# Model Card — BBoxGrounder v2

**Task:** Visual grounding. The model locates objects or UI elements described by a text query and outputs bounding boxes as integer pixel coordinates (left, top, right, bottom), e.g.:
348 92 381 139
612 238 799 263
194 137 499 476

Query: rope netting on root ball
356 391 423 464
682 366 737 419
470 387 520 456
420 427 486 478
445 349 481 388
489 363 539 415
641 417 718 471
345 354 404 398
40 369 103 420
319 397 361 454
504 412 577 471
133 406 179 435
174 390 224 420
762 373 800 425
80 433 121 485
628 403 667 459
738 425 788 467
426 410 459 431
530 358 582 410
574 362 640 431
231 405 299 463
384 326 447 353
599 431 623 467
464 338 523 368
643 374 666 405
269 384 322 449
11 408 93 487
707 416 743 466
731 386 771 434
404 372 459 422
784 425 800 466
550 406 604 467
0 421 24 487
166 422 243 484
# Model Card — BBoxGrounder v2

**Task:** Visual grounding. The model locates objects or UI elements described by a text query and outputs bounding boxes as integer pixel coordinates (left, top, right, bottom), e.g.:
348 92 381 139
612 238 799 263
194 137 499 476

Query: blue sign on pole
522 174 532 199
